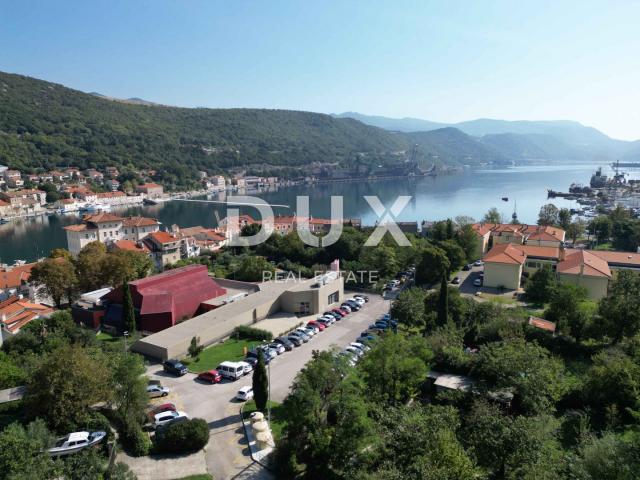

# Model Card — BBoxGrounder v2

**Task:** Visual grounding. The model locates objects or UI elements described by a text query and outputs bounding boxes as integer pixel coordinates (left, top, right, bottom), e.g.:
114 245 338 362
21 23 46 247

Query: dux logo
225 195 412 247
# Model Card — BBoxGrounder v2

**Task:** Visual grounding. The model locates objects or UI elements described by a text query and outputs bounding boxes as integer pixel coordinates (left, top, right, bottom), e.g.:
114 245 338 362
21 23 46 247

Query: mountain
406 128 509 165
332 112 447 132
337 112 636 160
0 71 413 189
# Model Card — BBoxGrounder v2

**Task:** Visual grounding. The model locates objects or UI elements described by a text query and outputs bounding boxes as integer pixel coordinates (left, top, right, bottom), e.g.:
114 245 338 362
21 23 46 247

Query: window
328 291 339 304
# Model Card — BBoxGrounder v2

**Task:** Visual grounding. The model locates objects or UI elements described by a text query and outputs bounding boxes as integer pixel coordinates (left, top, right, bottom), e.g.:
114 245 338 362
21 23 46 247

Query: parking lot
135 293 390 480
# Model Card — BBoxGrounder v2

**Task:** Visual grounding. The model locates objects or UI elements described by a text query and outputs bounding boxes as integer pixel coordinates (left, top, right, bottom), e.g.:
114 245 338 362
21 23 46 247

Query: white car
238 361 253 375
339 351 357 366
154 410 188 428
350 342 370 353
236 386 254 402
268 343 286 355
345 346 364 357
297 327 315 337
321 315 336 324
473 278 482 287
474 260 484 266
146 385 169 398
352 297 365 306
306 325 319 334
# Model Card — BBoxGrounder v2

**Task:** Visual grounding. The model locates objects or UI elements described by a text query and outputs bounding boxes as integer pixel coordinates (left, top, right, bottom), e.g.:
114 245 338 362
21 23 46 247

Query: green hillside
0 72 409 188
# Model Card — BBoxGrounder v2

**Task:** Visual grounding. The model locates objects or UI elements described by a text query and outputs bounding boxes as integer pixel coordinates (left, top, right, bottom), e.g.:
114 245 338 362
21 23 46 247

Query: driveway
131 294 390 480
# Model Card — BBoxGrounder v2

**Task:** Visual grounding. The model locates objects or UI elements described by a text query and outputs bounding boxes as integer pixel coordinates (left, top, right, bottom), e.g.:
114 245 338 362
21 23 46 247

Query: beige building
64 213 124 255
557 250 610 300
483 243 526 290
121 216 161 241
472 223 565 253
136 183 164 198
142 231 181 268
132 273 344 360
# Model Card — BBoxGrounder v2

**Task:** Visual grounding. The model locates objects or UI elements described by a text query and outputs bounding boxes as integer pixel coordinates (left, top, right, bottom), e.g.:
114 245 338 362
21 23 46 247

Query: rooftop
483 243 527 265
122 216 159 227
0 263 35 289
147 231 178 244
558 250 612 278
83 213 124 223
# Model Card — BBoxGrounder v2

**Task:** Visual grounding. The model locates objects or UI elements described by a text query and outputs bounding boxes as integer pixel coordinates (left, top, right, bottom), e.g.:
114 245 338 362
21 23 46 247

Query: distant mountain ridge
335 112 638 161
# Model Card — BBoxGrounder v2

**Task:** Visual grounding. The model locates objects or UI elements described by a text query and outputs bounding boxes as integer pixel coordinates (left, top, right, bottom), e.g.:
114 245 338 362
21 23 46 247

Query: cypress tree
252 352 269 412
122 280 136 334
437 273 449 327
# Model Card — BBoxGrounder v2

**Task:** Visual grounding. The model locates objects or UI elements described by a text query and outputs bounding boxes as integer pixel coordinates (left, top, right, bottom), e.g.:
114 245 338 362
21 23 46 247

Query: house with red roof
100 264 227 332
135 183 163 198
472 223 565 253
143 231 181 268
0 263 37 301
122 216 161 241
0 296 54 344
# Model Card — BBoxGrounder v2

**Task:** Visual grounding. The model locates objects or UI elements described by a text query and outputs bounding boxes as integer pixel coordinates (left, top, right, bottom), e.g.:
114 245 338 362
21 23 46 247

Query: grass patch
187 338 262 373
96 331 119 343
242 399 285 441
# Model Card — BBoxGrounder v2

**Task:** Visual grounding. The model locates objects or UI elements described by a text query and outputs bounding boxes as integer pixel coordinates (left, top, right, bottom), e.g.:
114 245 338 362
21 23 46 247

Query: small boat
48 431 107 456
501 197 509 202
0 218 8 225
81 203 112 213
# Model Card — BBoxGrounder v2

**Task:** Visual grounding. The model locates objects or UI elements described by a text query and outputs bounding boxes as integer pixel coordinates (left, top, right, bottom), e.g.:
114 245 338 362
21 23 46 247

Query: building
482 242 640 299
121 216 161 241
110 239 151 255
218 214 361 239
142 231 181 268
173 225 227 251
2 170 23 189
0 263 36 301
136 183 164 198
472 223 565 253
71 287 112 329
0 296 54 341
101 265 227 333
104 179 120 191
64 213 125 255
131 271 344 360
0 189 47 207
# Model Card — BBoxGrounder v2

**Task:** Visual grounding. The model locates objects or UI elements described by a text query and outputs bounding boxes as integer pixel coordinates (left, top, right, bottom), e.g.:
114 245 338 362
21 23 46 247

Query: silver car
146 384 169 398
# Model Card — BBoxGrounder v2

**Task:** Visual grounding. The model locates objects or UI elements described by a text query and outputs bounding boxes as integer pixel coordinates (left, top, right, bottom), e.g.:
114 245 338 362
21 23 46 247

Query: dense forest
0 71 511 190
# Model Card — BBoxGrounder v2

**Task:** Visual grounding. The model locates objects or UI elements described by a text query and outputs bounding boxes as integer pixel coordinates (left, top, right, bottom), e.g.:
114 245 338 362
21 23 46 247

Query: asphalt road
143 293 391 480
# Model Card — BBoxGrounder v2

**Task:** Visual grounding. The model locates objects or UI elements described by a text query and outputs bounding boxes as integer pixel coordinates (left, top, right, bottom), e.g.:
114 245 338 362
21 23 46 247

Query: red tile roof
558 250 611 278
515 245 560 260
112 239 151 253
529 316 557 333
96 191 125 198
83 213 124 223
148 231 178 244
122 216 159 227
483 243 527 265
0 263 35 289
0 296 54 333
63 223 93 232
591 250 640 268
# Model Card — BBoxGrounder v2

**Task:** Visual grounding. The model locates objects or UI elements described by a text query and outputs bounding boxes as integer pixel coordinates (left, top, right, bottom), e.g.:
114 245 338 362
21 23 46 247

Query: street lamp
123 330 129 355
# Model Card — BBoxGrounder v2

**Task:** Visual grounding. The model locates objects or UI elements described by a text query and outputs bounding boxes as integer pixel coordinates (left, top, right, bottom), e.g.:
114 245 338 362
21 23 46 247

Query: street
131 294 390 480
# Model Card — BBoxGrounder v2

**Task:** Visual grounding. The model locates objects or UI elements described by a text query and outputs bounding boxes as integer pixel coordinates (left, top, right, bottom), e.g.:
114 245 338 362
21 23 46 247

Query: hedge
155 418 209 454
233 325 273 341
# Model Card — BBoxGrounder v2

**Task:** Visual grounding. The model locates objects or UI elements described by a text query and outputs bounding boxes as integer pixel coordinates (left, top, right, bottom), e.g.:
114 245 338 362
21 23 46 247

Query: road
141 294 390 480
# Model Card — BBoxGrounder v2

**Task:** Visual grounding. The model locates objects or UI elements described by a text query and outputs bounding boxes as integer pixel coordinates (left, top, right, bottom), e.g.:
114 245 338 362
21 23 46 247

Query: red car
197 369 222 384
337 308 350 316
332 308 347 317
307 321 325 331
147 402 176 419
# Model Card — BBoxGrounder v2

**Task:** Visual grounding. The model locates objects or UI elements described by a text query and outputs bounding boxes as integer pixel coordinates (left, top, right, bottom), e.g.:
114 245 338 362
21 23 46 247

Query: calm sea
0 163 633 263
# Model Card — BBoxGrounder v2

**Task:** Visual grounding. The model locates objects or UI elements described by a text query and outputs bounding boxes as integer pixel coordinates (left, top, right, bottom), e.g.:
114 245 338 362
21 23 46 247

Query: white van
216 361 245 380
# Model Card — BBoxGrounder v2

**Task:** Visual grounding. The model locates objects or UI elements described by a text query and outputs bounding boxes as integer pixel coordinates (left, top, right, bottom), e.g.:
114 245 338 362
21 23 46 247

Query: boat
0 218 8 225
501 197 508 202
48 431 107 456
81 203 112 213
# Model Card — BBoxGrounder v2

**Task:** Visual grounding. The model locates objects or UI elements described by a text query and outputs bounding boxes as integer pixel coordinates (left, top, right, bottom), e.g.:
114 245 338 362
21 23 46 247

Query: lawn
96 331 119 343
186 338 262 373
242 399 285 440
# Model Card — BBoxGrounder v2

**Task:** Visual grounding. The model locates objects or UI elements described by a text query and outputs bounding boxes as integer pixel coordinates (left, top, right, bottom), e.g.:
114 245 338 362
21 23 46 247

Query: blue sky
1 0 639 140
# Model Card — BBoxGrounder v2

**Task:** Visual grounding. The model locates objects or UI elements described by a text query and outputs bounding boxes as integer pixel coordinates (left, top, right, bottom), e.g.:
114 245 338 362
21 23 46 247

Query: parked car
352 297 365 306
307 321 325 331
269 343 286 354
354 294 369 302
260 346 278 359
147 403 176 419
350 341 370 352
331 308 346 317
316 318 332 328
381 313 391 321
247 349 274 363
289 331 309 343
336 307 350 316
216 361 246 380
238 361 253 375
463 264 472 271
274 336 295 350
345 345 364 357
344 300 361 311
305 324 320 334
340 304 352 313
473 278 482 287
146 385 169 398
197 369 222 384
321 314 336 324
474 260 484 266
154 410 188 428
371 322 389 330
357 334 377 343
338 351 357 367
325 311 342 320
298 327 316 338
235 386 254 402
451 276 460 284
287 334 303 346
163 359 187 376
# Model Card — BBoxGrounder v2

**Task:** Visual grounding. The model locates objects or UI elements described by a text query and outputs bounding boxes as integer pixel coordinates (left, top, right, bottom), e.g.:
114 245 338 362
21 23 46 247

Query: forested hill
0 71 412 187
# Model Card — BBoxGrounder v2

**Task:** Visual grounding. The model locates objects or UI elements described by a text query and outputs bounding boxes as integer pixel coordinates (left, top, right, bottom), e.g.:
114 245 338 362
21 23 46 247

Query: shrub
234 325 273 341
124 425 151 457
154 418 209 454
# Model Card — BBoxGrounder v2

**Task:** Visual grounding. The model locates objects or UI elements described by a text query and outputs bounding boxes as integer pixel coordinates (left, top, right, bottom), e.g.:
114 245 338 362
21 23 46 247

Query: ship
590 167 607 188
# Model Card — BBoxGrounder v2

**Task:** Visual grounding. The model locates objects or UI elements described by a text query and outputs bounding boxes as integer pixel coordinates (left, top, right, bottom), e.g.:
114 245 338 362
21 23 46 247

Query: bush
124 425 151 457
234 325 273 341
154 418 209 454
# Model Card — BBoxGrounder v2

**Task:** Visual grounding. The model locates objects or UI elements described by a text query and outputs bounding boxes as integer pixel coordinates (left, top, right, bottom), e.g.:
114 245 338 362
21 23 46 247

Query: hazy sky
2 0 639 140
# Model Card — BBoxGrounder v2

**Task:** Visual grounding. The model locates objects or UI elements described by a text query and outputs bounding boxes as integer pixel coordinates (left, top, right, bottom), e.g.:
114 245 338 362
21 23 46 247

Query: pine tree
437 273 449 327
122 281 136 334
252 352 269 412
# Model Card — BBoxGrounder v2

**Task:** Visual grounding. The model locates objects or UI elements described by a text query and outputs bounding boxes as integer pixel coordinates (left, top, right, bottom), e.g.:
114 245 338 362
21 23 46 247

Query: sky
1 0 640 140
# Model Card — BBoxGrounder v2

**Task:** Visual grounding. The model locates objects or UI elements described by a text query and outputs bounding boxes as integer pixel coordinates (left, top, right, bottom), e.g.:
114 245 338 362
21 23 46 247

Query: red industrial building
101 265 226 332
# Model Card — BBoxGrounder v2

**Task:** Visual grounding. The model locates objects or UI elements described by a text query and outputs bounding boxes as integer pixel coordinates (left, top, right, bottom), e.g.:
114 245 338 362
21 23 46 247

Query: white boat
48 431 107 456
81 202 112 213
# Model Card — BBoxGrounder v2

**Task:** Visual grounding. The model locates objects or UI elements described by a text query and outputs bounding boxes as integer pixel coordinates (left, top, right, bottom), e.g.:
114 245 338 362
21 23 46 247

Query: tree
253 351 269 412
570 432 640 479
567 220 585 244
234 255 275 281
483 207 502 224
437 239 466 271
111 353 147 432
544 283 589 340
29 257 77 308
537 203 559 226
25 344 112 431
524 264 557 304
415 246 450 285
558 207 572 230
588 215 612 244
0 351 26 389
122 281 136 334
454 215 475 227
456 224 480 263
424 285 468 330
188 336 203 360
474 338 566 415
359 243 399 279
598 270 640 342
390 287 426 329
0 421 60 479
155 418 210 454
76 241 109 291
437 274 449 327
